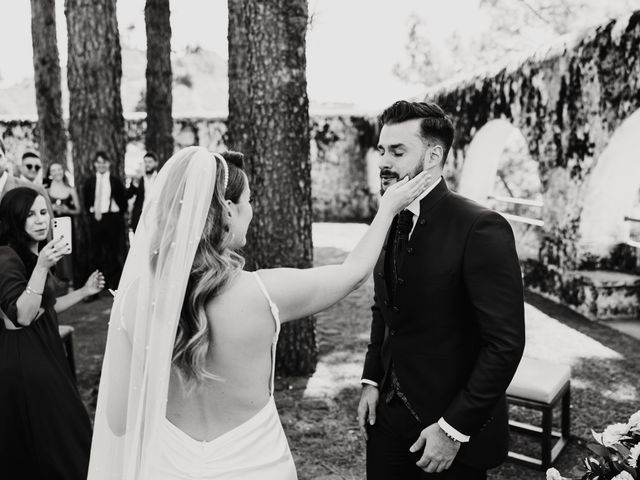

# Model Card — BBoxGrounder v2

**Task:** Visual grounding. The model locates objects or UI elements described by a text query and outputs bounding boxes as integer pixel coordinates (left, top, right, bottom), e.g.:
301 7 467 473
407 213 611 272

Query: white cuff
361 379 379 388
438 418 470 443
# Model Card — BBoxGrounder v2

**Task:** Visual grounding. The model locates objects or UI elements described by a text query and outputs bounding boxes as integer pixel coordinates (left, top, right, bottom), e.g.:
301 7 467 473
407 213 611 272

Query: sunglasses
25 164 41 171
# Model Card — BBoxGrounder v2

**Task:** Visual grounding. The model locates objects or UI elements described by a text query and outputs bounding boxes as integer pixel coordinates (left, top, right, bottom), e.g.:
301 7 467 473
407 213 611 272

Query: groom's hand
410 423 461 473
357 384 379 441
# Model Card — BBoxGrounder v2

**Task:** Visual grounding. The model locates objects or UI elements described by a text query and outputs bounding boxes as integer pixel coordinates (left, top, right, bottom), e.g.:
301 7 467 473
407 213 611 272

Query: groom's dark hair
379 100 454 164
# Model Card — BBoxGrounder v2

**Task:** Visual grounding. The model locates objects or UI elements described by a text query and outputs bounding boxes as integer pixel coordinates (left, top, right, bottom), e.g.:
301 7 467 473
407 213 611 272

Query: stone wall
425 11 640 307
0 113 379 222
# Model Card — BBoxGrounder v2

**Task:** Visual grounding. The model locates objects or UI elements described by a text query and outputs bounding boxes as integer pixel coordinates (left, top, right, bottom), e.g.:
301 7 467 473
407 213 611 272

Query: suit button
393 306 400 312
384 300 390 307
397 278 405 286
419 218 426 226
390 329 396 336
376 272 384 278
407 247 414 255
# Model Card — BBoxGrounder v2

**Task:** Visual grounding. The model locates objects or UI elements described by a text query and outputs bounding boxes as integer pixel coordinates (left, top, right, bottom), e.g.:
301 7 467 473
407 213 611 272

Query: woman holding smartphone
0 187 105 479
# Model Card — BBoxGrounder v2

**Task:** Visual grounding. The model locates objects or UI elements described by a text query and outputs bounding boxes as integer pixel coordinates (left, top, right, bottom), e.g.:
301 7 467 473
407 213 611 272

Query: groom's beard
379 164 424 195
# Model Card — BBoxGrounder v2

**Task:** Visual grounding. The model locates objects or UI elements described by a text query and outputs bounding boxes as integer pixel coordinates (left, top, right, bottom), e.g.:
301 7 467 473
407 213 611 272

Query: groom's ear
424 144 443 168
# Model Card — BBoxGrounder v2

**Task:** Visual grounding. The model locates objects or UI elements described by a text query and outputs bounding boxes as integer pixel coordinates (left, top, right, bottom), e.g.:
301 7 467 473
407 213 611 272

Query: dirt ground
60 241 640 480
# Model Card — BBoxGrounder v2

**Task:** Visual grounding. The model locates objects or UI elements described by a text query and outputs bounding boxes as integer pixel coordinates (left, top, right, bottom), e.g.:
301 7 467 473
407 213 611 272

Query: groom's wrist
438 418 470 443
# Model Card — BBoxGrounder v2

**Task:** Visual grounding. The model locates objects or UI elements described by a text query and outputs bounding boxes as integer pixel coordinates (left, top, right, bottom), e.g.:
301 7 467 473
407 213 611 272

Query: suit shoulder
443 191 495 220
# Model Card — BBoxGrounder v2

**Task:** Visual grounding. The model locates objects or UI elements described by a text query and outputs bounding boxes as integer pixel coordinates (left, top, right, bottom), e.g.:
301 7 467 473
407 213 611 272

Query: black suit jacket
362 179 525 469
126 179 145 231
83 174 128 216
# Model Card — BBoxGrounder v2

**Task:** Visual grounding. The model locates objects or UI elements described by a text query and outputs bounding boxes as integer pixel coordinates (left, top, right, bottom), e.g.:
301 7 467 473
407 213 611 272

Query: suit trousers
89 213 127 290
366 394 487 480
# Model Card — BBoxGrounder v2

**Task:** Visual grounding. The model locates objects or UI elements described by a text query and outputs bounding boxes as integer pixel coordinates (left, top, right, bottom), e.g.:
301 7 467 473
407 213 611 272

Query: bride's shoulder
205 271 261 312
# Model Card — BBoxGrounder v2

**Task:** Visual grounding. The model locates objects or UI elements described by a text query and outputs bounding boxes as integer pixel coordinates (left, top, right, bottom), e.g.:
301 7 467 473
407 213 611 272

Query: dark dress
0 246 92 480
47 191 77 286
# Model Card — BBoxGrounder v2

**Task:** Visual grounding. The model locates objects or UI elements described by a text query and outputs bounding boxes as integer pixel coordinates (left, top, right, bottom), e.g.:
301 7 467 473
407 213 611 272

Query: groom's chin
380 179 396 195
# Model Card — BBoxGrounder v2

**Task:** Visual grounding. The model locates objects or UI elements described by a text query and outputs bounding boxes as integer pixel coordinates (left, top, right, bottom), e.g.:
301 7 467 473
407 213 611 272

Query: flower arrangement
546 411 640 480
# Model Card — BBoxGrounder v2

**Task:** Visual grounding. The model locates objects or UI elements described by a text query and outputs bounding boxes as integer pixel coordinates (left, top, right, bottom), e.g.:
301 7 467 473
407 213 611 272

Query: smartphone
52 216 73 254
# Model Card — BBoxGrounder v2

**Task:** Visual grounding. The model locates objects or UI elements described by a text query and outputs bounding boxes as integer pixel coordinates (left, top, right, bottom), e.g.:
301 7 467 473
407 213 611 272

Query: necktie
94 176 103 221
391 209 414 302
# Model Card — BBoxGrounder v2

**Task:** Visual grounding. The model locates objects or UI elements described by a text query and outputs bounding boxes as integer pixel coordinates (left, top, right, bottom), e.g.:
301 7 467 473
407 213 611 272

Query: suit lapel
5 175 17 194
406 178 450 247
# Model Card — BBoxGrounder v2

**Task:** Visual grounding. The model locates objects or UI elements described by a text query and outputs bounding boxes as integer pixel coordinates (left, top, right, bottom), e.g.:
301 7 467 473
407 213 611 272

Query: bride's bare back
166 271 277 442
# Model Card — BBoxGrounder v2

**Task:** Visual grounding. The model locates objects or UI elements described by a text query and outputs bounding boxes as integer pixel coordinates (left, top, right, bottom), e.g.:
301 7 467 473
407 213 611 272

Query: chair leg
541 405 553 469
561 387 571 440
64 332 77 384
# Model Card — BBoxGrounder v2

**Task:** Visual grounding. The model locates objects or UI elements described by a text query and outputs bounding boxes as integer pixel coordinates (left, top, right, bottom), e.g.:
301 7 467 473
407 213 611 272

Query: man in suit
0 139 53 216
357 101 525 479
127 150 159 232
20 150 43 184
83 151 128 290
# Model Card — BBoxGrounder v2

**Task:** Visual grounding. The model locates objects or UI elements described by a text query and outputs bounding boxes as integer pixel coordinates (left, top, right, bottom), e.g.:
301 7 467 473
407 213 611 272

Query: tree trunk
65 0 126 284
30 0 67 171
144 0 174 165
227 0 316 376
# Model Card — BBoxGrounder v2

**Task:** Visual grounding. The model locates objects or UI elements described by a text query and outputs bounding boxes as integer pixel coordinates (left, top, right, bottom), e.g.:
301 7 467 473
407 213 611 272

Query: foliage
395 0 640 87
546 410 640 480
174 73 193 89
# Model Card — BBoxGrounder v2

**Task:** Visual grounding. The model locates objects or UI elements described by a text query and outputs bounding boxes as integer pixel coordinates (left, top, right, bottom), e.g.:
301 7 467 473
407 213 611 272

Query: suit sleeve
442 210 525 436
114 177 128 213
83 179 93 213
361 293 386 384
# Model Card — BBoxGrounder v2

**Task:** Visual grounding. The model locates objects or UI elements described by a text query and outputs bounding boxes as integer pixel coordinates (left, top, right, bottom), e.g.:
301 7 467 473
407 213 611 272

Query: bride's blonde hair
172 151 247 387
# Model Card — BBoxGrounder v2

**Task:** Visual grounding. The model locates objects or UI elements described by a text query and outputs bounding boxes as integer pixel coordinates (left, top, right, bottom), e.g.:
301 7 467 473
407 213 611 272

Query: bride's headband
211 152 229 192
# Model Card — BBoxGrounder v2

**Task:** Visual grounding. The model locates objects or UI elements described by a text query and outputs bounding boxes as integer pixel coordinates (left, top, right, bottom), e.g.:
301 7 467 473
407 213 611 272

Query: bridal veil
88 146 219 479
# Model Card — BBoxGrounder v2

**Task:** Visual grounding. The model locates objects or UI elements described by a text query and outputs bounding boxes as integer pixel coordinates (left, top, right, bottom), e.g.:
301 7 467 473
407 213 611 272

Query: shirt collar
406 176 442 218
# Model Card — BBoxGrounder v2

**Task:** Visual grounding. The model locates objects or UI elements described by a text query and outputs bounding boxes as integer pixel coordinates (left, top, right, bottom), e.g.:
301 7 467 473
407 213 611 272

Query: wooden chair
58 325 77 383
506 357 571 470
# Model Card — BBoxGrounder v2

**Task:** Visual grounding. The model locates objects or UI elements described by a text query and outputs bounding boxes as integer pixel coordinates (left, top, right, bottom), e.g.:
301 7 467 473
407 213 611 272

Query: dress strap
252 271 280 396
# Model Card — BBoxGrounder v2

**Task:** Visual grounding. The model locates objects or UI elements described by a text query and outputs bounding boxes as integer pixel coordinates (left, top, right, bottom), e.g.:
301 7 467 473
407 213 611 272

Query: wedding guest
20 150 43 184
127 150 159 232
0 138 53 217
0 187 105 479
358 100 525 479
82 150 128 291
46 162 81 289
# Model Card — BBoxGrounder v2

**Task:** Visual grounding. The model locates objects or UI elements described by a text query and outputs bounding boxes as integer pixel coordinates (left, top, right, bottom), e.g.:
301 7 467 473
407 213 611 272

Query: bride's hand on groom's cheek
410 423 461 473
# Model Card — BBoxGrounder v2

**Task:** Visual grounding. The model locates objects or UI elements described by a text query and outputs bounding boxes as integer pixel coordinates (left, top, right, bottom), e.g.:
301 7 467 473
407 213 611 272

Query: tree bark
228 0 317 375
144 0 174 165
65 0 126 283
30 0 67 171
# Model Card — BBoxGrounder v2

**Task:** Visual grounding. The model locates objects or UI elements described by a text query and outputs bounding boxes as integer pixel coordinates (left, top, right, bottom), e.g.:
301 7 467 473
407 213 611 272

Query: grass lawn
59 234 640 480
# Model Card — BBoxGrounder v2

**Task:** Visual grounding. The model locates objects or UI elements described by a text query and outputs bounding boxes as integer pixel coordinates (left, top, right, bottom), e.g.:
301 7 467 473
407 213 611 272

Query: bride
88 146 429 479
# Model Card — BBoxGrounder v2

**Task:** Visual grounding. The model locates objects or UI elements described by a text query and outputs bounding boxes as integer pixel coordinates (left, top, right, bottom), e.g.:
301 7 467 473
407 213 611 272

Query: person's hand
36 238 69 270
357 384 379 441
83 270 106 296
378 171 431 217
410 423 461 473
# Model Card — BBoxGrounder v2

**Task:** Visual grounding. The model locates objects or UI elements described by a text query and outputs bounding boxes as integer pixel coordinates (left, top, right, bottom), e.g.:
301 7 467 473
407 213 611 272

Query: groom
358 100 525 479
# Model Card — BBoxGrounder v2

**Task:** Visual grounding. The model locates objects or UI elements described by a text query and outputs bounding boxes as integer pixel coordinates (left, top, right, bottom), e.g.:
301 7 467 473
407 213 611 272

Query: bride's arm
258 172 429 323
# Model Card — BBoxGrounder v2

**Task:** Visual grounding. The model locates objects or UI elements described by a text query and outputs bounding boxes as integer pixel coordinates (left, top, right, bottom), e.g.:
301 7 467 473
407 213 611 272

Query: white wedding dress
87 147 297 480
150 273 297 479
